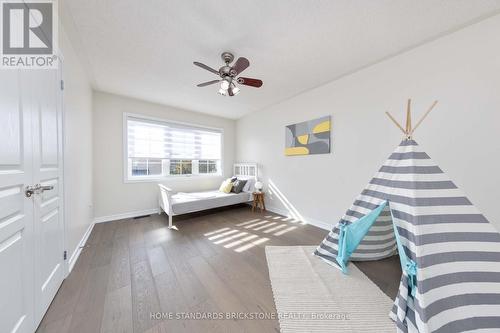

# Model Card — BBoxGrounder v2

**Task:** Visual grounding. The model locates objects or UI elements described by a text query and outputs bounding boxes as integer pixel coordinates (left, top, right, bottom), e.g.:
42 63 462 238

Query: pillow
231 179 248 193
230 177 237 183
242 178 255 193
219 179 233 193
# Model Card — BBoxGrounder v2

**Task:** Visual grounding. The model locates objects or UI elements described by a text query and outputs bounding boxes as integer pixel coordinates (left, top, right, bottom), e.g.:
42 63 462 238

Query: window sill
124 174 224 184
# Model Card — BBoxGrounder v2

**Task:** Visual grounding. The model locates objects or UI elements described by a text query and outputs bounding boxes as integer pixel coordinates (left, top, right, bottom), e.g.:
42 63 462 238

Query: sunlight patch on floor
252 222 277 231
224 234 259 248
208 229 239 240
274 226 298 236
234 237 269 253
244 220 269 229
262 224 288 234
204 227 230 236
235 219 261 227
201 210 304 253
213 232 248 245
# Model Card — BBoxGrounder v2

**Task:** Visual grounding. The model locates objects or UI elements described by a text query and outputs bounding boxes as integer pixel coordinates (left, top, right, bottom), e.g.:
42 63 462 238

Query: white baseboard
67 222 94 274
93 208 160 224
262 205 332 231
93 205 331 231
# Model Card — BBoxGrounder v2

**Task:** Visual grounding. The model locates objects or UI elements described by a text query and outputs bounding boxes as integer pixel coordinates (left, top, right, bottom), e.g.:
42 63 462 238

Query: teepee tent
314 100 500 332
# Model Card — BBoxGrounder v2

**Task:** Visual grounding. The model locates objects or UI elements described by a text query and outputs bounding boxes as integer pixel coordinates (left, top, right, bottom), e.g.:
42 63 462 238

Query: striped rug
266 246 395 332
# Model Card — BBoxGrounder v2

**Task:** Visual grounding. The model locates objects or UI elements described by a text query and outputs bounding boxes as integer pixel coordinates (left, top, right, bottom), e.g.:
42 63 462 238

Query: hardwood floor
36 205 400 333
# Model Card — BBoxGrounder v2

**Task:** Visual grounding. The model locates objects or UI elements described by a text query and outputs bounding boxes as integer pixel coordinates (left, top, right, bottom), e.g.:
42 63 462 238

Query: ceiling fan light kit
194 52 263 97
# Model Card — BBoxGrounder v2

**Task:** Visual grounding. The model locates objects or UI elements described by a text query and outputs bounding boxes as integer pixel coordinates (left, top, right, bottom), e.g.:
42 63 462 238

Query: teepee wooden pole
411 100 438 134
385 111 406 134
405 99 412 134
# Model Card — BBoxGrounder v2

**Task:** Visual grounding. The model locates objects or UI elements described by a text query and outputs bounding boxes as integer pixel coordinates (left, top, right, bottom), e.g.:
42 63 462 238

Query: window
198 160 218 174
169 160 192 175
131 158 162 176
125 115 223 181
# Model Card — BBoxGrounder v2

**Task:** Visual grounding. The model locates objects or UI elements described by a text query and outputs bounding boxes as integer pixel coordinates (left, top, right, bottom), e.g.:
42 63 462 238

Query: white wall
236 14 500 231
60 28 94 264
92 92 236 220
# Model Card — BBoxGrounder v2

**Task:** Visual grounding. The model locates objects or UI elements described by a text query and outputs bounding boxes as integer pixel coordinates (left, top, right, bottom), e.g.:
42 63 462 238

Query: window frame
123 113 224 183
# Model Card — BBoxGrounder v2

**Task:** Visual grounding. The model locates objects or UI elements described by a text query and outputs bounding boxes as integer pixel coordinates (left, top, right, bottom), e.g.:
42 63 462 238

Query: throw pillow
243 178 255 192
219 179 233 193
231 179 248 193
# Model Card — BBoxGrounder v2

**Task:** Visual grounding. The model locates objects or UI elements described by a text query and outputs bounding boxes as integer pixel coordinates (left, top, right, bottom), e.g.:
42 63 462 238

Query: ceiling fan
194 52 263 96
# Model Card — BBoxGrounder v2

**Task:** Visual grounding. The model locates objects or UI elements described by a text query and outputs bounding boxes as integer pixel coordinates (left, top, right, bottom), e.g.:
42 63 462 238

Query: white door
0 66 65 332
29 67 65 326
0 70 35 333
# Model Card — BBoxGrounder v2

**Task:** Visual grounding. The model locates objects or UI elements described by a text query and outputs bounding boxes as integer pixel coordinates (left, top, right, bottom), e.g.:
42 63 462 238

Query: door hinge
60 80 64 91
63 250 67 260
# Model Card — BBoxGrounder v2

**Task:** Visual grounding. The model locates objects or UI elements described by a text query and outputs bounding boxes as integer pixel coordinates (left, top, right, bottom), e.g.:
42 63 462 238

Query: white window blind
127 117 222 160
125 115 222 180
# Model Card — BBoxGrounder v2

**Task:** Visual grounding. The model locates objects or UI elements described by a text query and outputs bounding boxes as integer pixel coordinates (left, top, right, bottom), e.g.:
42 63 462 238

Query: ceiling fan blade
196 79 220 87
232 57 250 75
193 61 220 75
237 77 263 88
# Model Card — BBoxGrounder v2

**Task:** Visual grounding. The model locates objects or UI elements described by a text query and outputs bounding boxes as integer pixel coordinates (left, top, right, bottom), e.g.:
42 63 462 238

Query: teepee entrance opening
336 201 394 272
335 199 417 298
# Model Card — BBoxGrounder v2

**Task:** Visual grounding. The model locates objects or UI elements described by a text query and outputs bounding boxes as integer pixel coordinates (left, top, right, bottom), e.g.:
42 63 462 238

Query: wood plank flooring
36 205 401 333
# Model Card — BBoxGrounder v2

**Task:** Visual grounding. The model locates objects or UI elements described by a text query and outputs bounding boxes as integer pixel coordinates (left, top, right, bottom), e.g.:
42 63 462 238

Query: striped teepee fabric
314 139 500 332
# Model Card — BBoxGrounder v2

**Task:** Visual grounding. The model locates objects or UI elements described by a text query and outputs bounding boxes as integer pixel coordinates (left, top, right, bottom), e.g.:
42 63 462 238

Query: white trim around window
123 113 225 183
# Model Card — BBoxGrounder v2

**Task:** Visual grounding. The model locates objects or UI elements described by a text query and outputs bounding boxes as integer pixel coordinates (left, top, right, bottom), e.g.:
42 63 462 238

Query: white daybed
158 163 258 228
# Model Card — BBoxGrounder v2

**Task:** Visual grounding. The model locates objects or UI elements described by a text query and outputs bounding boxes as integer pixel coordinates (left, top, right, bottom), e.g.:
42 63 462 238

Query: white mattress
171 190 252 215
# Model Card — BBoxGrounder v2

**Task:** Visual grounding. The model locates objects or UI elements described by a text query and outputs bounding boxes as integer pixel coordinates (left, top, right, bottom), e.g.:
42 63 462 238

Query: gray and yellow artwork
285 116 331 156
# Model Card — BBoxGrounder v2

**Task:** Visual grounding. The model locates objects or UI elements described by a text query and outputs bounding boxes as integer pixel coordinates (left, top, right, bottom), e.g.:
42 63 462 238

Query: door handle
34 184 54 194
25 184 54 197
25 185 36 198
38 185 54 192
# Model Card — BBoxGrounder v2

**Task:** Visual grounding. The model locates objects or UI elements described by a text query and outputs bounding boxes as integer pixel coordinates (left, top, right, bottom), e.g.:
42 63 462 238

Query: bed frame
158 163 258 228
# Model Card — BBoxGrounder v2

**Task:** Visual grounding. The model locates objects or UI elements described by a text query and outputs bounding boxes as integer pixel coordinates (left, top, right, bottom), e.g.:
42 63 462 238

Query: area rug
265 246 395 332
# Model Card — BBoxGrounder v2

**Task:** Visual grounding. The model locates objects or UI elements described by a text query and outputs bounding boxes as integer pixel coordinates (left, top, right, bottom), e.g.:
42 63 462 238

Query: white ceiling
64 0 500 119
